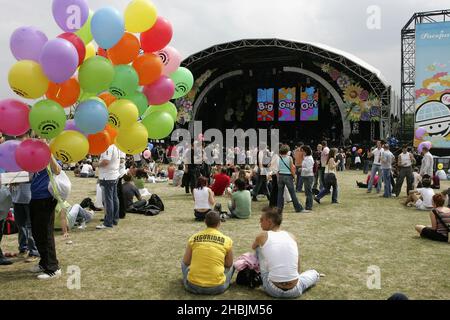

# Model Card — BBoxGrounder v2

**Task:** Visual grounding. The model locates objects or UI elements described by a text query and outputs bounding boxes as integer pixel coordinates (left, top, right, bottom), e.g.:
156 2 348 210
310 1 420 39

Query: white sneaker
37 269 61 280
29 264 44 273
96 224 112 230
78 222 87 230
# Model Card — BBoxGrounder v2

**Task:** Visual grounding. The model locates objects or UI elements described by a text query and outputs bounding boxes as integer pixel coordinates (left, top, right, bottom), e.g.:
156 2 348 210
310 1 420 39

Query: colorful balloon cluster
415 127 432 153
0 0 194 173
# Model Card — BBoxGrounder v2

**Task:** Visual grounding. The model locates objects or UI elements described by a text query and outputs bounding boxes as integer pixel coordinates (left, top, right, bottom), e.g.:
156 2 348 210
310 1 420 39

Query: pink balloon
415 127 426 140
0 99 30 136
143 150 151 159
0 140 22 172
157 46 182 76
143 76 175 105
15 139 51 173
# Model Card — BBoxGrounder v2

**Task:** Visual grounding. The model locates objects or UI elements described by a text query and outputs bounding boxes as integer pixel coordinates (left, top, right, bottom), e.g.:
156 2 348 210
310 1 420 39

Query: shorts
415 200 433 211
420 227 448 242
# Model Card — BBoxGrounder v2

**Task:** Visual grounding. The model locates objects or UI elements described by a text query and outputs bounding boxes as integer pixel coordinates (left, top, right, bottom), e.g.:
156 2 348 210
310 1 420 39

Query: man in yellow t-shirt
182 211 234 295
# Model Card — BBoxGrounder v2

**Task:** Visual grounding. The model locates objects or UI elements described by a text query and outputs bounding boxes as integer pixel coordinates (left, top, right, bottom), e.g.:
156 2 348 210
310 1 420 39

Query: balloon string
56 87 61 98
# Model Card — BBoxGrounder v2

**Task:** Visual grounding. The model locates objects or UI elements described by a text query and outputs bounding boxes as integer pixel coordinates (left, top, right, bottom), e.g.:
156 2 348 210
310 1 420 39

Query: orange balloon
105 124 118 142
46 78 80 108
132 53 163 86
97 48 108 58
88 130 111 155
98 92 117 106
108 33 140 65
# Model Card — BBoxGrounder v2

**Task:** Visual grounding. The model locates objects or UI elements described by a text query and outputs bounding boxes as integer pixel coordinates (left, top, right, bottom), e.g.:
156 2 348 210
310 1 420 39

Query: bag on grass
236 268 262 288
148 194 164 211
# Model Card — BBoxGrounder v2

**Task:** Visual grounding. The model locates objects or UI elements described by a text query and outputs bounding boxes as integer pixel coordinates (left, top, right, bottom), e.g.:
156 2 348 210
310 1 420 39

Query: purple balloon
424 141 432 150
415 127 426 140
65 119 86 135
0 140 22 172
40 38 79 84
143 76 175 105
10 26 48 62
417 142 425 154
52 0 89 32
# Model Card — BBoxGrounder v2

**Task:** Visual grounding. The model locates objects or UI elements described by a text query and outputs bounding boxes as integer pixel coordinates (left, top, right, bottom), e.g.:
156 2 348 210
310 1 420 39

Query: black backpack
236 268 262 288
148 194 164 211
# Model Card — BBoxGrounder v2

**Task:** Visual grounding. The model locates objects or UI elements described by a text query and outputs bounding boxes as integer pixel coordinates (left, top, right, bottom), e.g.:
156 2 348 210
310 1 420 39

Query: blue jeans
302 176 314 210
181 262 234 295
13 203 39 257
316 173 338 203
382 169 392 197
256 248 319 299
277 175 304 212
295 167 303 192
100 179 119 228
367 164 382 193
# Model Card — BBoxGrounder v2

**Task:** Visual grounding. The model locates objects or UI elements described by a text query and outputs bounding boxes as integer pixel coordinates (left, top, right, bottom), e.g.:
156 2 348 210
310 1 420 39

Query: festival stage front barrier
414 21 450 150
257 88 275 121
278 87 296 121
300 86 319 121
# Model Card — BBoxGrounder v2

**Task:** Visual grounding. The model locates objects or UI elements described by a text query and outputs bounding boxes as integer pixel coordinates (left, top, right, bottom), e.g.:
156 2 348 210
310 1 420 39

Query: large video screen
300 86 319 121
257 88 275 121
278 87 296 121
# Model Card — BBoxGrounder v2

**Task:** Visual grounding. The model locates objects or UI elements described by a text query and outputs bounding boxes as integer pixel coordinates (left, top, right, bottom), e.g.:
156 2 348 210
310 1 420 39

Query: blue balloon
91 7 124 49
74 99 109 134
148 143 154 151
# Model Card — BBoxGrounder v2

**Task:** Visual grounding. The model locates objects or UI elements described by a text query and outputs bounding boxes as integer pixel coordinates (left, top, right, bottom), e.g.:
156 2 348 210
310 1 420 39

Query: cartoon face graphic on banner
300 87 319 121
257 88 274 121
415 93 450 138
278 87 296 121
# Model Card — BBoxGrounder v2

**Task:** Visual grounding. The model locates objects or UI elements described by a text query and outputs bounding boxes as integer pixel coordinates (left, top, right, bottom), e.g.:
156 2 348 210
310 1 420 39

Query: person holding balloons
96 144 121 230
28 153 62 280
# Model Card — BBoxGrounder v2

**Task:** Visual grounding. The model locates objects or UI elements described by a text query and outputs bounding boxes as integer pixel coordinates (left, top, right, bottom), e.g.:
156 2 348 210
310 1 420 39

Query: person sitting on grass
415 193 450 242
181 211 234 295
252 207 321 299
79 161 95 178
134 168 152 197
121 174 143 211
227 179 251 219
404 175 434 211
193 176 216 221
210 168 231 196
172 164 184 187
356 174 379 189
55 201 94 238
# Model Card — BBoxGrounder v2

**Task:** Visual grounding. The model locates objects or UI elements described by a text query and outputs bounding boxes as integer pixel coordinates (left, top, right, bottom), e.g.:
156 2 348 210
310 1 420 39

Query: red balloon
15 139 51 173
140 17 173 53
0 99 30 136
97 48 108 58
57 32 86 67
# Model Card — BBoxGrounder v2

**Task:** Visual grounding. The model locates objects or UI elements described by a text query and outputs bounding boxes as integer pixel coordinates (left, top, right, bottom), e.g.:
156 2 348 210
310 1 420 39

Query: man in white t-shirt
420 147 434 178
405 175 435 211
395 145 415 197
367 141 383 193
80 161 95 178
319 141 330 191
380 144 395 198
96 145 121 229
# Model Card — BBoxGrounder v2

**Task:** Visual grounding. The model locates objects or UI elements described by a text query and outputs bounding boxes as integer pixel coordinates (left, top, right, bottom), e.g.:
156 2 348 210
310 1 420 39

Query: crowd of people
1 135 449 299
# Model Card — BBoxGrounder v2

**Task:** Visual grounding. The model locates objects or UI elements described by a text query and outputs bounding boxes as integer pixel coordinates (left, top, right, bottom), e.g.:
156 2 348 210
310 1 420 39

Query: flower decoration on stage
337 75 350 90
0 0 196 172
321 63 331 73
387 136 399 148
360 111 370 122
344 85 363 105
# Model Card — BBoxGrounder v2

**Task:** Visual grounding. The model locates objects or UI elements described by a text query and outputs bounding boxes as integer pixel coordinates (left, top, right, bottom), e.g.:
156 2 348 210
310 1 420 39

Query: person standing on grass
252 207 320 298
96 144 121 230
293 142 304 192
277 145 305 213
420 146 434 178
182 211 234 295
319 141 330 191
395 145 415 197
300 145 315 211
380 144 395 198
367 141 383 194
252 144 271 202
0 184 13 266
415 193 450 242
312 144 322 192
28 154 62 280
315 148 340 204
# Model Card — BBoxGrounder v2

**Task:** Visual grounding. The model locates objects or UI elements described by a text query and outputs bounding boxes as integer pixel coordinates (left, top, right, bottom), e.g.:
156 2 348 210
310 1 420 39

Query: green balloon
170 67 194 99
79 56 115 94
141 111 174 140
144 102 177 121
126 91 149 117
109 65 139 98
75 10 93 45
29 99 66 139
78 90 96 102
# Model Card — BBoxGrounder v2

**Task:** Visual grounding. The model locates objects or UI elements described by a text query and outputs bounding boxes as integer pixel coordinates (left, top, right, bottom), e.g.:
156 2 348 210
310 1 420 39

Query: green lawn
1 170 449 300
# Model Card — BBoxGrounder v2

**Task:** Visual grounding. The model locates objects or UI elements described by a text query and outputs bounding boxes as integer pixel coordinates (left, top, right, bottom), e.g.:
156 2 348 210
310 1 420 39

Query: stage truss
400 9 450 141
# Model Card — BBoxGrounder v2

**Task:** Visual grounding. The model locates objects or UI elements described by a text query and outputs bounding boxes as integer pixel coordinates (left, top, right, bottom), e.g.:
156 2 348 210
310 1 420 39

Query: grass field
1 170 449 300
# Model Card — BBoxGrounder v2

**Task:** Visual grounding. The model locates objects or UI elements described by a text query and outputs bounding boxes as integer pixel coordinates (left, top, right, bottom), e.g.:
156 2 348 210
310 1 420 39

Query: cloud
0 0 447 104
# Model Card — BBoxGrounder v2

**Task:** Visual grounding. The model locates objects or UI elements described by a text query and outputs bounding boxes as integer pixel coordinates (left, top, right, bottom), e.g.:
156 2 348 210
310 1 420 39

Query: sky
0 0 448 102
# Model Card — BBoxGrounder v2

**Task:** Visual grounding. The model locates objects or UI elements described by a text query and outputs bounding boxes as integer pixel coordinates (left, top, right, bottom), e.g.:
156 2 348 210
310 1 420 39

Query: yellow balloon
124 0 158 33
438 163 444 170
108 99 139 130
115 122 148 155
85 43 96 61
8 60 49 99
50 131 89 163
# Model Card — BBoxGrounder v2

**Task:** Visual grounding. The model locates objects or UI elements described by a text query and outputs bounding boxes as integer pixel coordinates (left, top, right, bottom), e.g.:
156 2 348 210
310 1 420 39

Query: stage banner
278 87 296 121
415 22 450 149
257 88 275 121
300 86 319 121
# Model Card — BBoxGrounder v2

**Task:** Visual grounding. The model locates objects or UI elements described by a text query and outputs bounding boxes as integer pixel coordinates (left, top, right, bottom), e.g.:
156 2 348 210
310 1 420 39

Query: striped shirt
435 209 450 237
